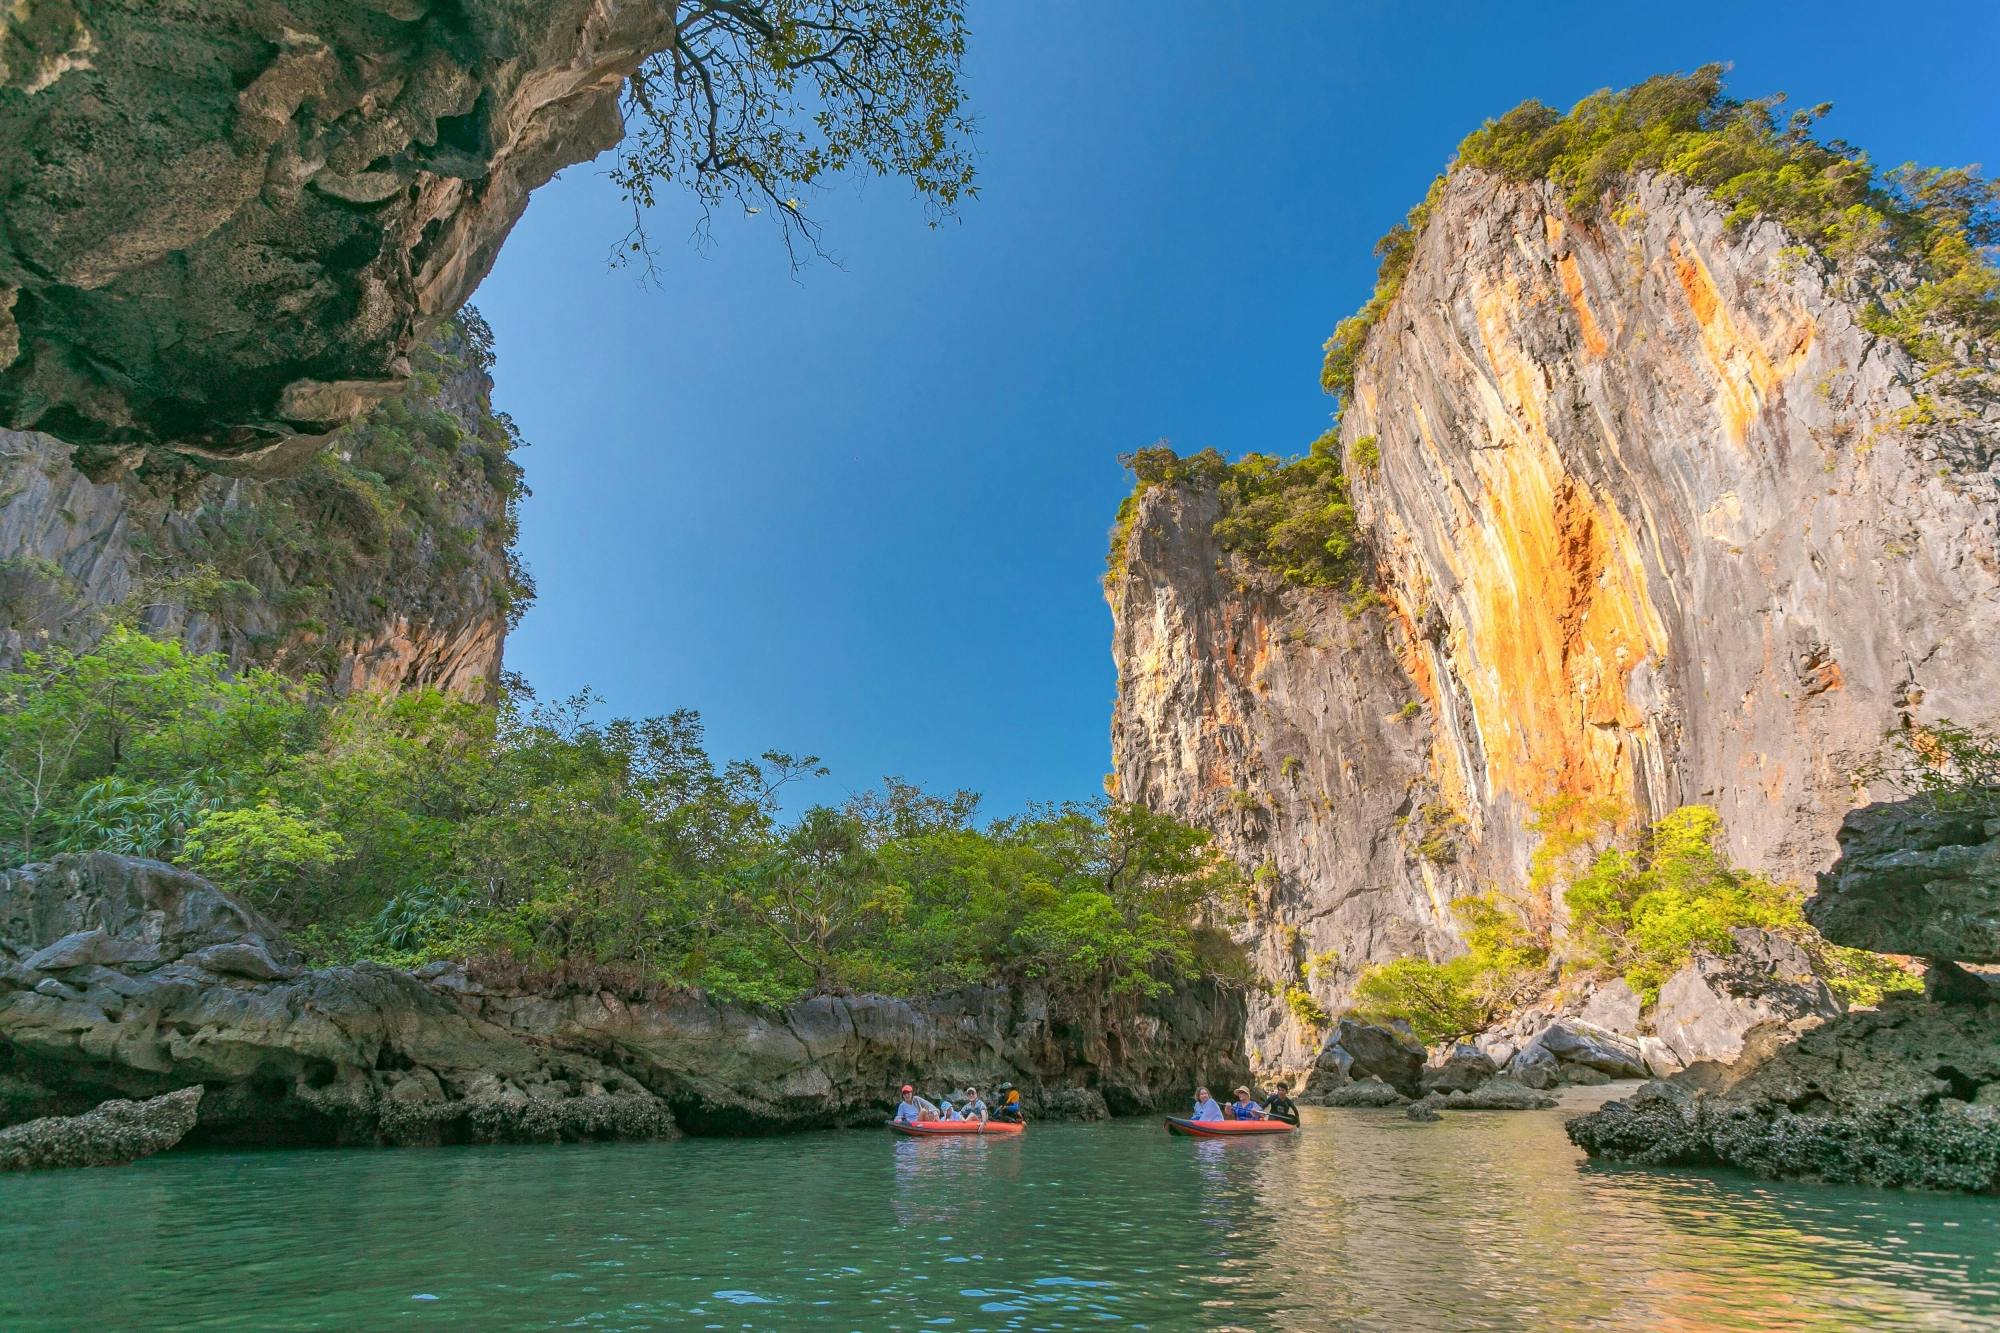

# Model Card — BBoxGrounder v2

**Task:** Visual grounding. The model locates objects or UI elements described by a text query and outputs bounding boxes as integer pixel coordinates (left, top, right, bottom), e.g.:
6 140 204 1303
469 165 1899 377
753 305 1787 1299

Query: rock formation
1108 165 2000 1072
0 318 526 695
1568 797 2000 1192
0 1086 202 1171
0 1 679 465
1807 795 2000 962
0 853 1248 1158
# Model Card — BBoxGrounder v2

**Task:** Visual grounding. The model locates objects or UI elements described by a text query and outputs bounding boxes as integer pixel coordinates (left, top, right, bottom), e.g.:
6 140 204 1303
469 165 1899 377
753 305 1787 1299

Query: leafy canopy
1 632 1246 1008
613 0 976 266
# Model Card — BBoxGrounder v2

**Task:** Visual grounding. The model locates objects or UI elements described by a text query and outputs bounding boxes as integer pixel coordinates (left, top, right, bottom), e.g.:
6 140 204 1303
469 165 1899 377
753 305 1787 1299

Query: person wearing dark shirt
1264 1081 1300 1125
992 1082 1026 1122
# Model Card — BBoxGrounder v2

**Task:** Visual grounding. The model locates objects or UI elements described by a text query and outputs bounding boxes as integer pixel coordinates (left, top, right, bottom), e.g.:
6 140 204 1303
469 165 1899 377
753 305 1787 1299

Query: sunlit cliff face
1112 167 2000 1074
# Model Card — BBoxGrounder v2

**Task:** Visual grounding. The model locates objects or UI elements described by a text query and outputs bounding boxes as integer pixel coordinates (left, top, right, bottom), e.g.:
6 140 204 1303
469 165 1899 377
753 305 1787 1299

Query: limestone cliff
1109 167 2000 1073
0 1 677 463
0 316 529 696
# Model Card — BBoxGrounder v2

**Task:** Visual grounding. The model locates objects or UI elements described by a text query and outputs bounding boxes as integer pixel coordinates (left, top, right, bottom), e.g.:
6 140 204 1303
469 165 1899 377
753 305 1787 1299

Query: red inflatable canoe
1164 1116 1296 1137
888 1119 1025 1137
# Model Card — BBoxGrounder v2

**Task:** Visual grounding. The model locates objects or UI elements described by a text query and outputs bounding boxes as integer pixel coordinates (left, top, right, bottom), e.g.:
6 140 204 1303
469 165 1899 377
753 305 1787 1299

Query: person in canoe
1228 1086 1266 1120
991 1082 1025 1123
892 1084 940 1126
1263 1081 1300 1126
1190 1087 1224 1122
958 1087 991 1125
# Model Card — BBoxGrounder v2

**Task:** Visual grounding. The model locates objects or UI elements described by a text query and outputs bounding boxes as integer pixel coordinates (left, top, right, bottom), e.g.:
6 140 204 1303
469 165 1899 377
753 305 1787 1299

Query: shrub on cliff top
1323 64 2000 402
1106 434 1362 591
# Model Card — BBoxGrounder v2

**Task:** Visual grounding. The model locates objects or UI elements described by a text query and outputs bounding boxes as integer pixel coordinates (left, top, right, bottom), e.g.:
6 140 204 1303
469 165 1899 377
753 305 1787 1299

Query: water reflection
2 1097 1996 1330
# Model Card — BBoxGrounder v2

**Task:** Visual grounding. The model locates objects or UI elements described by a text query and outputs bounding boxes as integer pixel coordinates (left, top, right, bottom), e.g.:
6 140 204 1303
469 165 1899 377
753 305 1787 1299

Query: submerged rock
0 1087 202 1171
0 854 1248 1148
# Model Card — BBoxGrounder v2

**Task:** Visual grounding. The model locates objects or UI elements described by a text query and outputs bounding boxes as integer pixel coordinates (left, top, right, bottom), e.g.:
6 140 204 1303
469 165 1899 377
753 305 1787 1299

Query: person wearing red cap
892 1084 941 1125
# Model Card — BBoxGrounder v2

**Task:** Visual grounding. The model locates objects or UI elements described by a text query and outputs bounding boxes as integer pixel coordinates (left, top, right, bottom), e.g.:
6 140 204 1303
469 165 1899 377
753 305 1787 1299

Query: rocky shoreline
1567 798 2000 1193
1 854 1249 1157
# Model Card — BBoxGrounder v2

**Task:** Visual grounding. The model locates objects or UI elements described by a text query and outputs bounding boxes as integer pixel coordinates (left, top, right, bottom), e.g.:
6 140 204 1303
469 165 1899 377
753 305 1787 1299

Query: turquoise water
3 1095 1998 1330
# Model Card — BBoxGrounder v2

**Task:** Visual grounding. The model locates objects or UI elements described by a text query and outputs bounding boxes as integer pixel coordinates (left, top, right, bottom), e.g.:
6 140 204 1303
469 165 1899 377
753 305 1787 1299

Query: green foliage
0 632 1246 1007
1280 981 1329 1031
612 1 975 266
1351 894 1548 1043
0 628 306 862
1563 805 1802 1002
1854 718 2000 814
184 803 345 906
1224 788 1262 815
1413 801 1465 866
1109 433 1363 590
1349 435 1381 475
1812 943 1923 1008
1323 65 2000 406
49 777 216 861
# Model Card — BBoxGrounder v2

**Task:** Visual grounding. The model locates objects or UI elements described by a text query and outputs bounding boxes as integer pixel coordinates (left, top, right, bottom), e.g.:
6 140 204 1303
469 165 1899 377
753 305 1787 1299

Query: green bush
1108 433 1363 590
1563 805 1799 1001
0 632 1248 1007
184 803 345 908
1351 893 1547 1043
1280 981 1329 1031
1351 957 1485 1045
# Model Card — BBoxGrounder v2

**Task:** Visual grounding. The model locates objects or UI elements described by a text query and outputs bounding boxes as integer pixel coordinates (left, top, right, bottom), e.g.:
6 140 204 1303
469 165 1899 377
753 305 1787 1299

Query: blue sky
473 0 2000 816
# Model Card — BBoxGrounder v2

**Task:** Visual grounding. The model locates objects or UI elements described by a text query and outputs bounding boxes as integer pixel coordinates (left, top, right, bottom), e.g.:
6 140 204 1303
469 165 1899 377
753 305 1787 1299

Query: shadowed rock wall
0 1 677 465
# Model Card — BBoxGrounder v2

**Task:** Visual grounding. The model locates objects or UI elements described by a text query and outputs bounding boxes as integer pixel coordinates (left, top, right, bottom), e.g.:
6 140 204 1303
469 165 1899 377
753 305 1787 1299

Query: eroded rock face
0 1086 202 1172
1651 928 1839 1067
1109 167 2000 1072
1809 796 2000 963
0 854 1249 1147
1300 1020 1424 1101
0 1 678 460
0 323 522 695
1567 998 2000 1192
